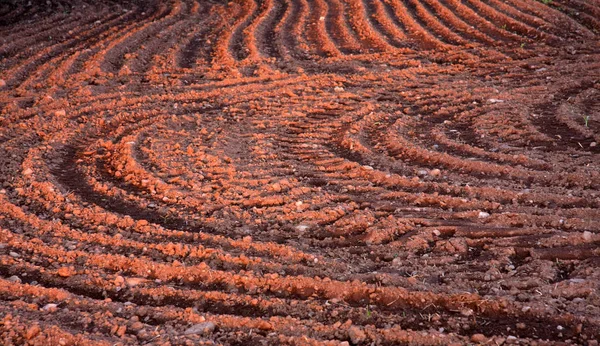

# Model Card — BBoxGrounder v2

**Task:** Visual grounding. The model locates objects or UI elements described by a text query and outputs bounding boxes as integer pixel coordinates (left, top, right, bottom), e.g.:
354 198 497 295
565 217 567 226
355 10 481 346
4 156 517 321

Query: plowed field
0 0 599 345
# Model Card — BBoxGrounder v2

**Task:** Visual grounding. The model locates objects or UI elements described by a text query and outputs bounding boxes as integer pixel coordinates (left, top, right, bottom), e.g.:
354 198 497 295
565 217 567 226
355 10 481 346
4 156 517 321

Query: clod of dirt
347 326 366 344
0 79 6 87
26 325 41 340
57 267 72 277
471 334 487 343
126 277 146 287
184 322 217 335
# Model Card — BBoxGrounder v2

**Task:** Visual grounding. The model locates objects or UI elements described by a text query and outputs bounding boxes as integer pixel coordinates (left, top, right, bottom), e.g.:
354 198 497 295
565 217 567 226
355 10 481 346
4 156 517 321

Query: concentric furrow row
0 0 599 344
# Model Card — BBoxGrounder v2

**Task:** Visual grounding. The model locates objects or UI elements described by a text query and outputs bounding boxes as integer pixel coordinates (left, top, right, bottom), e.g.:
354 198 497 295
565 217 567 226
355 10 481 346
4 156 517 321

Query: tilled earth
0 0 599 345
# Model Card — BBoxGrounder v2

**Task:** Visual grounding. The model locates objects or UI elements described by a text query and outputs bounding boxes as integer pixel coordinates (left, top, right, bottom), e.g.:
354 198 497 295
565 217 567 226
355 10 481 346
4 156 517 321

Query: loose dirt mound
0 0 599 345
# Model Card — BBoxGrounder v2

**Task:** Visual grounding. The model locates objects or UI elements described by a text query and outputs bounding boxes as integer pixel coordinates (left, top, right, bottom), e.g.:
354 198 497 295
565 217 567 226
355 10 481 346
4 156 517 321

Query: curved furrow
206 0 253 77
440 0 523 44
254 0 289 61
280 0 321 60
503 0 596 39
304 0 342 57
12 10 142 92
0 8 123 89
100 1 183 75
461 0 561 44
383 0 453 50
0 0 599 344
322 0 365 54
486 0 569 39
419 0 498 46
342 0 393 52
0 12 76 60
122 9 199 77
63 7 169 80
362 0 412 49
176 3 217 69
551 0 600 33
227 0 260 63
42 9 153 88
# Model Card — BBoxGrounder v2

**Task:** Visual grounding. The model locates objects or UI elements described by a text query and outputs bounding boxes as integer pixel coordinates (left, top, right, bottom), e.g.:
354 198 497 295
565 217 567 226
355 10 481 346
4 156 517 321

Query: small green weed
583 115 590 127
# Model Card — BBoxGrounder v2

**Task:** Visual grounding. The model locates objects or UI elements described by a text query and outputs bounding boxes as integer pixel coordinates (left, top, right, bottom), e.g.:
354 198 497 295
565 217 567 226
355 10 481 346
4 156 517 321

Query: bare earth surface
0 0 599 345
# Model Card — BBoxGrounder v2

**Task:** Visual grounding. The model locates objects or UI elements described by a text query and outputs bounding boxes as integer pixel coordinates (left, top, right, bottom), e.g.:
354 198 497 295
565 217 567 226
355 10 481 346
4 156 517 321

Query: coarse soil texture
0 0 599 345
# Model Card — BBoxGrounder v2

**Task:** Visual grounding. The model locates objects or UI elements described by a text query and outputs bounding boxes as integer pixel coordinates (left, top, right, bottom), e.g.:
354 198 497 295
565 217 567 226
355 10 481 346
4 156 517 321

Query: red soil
0 0 599 345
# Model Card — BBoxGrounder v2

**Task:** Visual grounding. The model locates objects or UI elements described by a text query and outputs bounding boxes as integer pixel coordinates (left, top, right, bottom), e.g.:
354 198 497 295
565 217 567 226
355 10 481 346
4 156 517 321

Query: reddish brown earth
0 0 599 345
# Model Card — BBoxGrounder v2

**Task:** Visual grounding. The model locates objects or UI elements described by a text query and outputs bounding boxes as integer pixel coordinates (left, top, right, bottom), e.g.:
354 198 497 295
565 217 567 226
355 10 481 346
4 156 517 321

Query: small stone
582 231 593 241
460 308 474 317
334 86 344 92
478 211 490 219
488 98 505 103
0 79 6 87
184 321 216 335
557 325 564 331
590 142 597 148
339 342 350 346
54 109 66 117
42 303 58 312
471 334 487 343
8 275 21 283
23 168 33 175
432 229 441 236
516 323 526 329
429 168 441 177
9 251 20 258
417 169 429 176
295 224 310 232
348 326 366 344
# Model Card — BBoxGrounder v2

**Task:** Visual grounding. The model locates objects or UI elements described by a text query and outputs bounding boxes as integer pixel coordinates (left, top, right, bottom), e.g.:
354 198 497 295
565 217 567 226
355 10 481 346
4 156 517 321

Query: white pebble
478 211 490 219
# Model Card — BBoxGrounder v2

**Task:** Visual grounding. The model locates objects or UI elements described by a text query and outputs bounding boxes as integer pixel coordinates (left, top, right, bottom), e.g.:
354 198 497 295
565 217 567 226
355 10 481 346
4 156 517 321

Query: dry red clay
0 0 599 345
